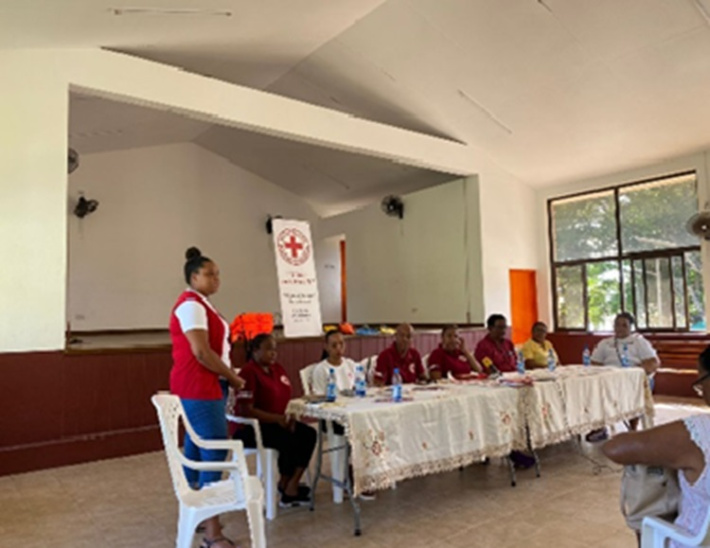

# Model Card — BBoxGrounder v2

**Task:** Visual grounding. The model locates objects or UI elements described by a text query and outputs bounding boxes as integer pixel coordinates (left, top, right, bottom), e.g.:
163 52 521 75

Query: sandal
200 536 238 548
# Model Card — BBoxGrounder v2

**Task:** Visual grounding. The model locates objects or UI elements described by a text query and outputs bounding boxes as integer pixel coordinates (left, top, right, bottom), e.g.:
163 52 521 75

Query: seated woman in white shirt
591 312 660 374
311 329 376 500
587 312 659 440
312 329 358 396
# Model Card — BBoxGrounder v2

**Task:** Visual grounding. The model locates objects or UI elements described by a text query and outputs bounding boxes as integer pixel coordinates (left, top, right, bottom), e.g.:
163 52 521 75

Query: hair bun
185 246 202 261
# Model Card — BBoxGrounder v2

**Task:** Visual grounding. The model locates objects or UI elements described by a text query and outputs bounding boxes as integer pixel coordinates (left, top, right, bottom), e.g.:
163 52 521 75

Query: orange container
230 313 274 342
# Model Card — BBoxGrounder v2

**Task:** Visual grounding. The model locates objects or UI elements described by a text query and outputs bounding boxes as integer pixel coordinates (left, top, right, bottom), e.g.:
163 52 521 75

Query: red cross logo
276 227 311 266
284 235 303 259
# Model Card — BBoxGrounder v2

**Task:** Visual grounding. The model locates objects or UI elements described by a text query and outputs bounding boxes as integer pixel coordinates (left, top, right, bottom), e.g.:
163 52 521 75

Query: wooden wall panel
0 329 488 475
548 332 710 399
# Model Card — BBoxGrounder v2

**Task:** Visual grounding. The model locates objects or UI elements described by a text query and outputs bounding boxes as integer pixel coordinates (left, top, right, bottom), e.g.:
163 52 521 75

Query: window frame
548 170 700 333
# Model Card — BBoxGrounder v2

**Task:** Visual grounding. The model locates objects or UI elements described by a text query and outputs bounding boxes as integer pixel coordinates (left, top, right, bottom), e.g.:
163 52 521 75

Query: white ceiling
268 0 710 186
68 93 453 215
11 0 710 207
194 124 454 215
0 0 386 89
69 94 211 153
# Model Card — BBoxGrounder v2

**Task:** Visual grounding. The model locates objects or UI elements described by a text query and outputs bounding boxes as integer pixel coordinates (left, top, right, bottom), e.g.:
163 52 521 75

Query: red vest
169 290 226 400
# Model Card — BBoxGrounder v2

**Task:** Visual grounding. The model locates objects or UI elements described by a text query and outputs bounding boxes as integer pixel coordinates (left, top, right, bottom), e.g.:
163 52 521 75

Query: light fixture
110 7 232 17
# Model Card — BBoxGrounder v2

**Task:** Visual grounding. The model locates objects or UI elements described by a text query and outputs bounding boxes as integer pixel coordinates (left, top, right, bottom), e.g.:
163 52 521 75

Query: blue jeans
181 398 228 489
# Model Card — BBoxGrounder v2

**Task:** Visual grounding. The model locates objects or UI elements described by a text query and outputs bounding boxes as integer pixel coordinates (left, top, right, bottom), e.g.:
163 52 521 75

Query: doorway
509 269 538 345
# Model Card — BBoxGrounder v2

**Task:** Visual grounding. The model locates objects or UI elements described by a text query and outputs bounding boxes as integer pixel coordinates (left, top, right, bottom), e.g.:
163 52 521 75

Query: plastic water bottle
621 343 630 368
516 350 525 374
547 349 556 372
582 345 591 367
326 368 338 402
392 368 403 403
354 365 367 397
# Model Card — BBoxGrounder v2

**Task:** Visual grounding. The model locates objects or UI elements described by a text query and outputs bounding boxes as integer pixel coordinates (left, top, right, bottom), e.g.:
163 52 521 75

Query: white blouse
590 334 657 367
174 288 231 366
312 358 358 395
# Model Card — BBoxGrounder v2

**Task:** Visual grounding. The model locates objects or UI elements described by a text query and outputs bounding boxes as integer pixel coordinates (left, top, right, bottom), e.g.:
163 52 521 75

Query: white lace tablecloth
287 366 651 496
524 365 653 448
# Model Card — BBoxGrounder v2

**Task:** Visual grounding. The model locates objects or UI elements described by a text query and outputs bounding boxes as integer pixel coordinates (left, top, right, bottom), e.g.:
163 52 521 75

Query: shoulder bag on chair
621 464 680 531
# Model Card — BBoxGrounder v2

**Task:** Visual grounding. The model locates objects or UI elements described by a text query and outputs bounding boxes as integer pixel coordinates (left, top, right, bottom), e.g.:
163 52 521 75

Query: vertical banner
272 219 323 338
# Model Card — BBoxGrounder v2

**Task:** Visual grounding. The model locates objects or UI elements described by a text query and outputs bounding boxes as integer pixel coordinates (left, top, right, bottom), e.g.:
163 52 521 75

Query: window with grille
549 172 705 331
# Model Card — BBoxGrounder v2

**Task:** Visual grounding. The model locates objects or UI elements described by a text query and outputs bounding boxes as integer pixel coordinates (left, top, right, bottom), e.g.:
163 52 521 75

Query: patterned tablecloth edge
287 400 528 496
288 372 655 495
354 442 515 496
529 406 647 449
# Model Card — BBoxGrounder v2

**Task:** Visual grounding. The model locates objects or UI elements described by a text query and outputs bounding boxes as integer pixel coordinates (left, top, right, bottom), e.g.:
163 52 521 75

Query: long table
286 365 651 533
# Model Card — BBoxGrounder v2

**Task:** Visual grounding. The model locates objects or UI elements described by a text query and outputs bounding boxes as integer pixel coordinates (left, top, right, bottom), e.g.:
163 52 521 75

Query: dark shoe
585 428 609 443
510 451 535 469
279 490 311 508
278 484 310 498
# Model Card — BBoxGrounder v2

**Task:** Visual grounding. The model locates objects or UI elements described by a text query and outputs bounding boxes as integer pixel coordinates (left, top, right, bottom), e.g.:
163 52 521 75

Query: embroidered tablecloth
287 366 651 496
524 365 652 448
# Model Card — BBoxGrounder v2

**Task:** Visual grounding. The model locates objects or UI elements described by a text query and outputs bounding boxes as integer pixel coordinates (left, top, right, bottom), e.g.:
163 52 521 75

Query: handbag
620 464 680 531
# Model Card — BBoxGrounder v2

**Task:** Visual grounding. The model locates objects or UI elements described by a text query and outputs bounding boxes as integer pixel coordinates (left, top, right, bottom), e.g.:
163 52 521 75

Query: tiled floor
6 400 707 548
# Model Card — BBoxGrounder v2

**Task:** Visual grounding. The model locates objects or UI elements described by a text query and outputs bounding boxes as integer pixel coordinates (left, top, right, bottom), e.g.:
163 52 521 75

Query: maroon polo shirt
474 335 516 373
238 360 292 415
374 343 424 385
428 345 473 377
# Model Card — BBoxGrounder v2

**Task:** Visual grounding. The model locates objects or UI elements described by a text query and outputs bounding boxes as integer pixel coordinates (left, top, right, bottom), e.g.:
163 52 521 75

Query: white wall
0 56 68 352
535 151 710 328
320 179 486 324
1 47 482 351
68 142 318 330
478 170 539 318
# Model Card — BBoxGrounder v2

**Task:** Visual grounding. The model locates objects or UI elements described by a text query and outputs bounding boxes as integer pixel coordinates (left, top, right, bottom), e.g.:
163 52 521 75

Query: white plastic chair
362 355 378 386
224 389 280 521
641 508 710 547
422 353 430 379
151 394 266 548
300 363 349 504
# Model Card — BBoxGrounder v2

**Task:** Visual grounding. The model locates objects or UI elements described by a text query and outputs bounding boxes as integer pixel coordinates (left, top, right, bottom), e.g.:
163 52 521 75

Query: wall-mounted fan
74 196 99 218
686 210 710 240
68 148 80 174
381 195 404 219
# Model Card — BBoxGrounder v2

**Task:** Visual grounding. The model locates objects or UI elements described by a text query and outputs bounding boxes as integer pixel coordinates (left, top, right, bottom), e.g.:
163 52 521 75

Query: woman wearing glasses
602 345 710 546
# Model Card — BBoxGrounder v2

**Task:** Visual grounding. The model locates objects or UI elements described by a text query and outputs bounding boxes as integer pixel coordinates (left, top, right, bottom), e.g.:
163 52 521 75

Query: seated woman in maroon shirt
474 314 517 373
429 325 483 381
234 333 316 507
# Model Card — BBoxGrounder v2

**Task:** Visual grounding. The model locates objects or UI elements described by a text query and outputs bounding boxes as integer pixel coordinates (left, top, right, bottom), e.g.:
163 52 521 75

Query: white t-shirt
590 334 657 367
174 289 231 366
312 358 358 395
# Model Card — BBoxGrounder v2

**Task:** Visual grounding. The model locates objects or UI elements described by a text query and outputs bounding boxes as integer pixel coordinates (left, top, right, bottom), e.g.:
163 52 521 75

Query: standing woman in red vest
169 247 244 548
